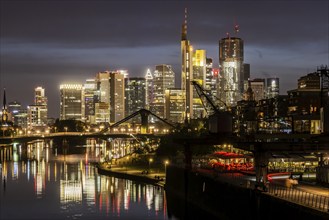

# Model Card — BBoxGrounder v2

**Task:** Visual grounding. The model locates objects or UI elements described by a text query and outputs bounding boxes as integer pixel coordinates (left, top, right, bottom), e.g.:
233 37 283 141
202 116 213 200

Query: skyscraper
145 69 154 110
60 84 84 120
27 87 48 129
192 49 207 118
109 71 126 123
150 64 175 118
250 78 265 101
96 71 110 103
84 79 97 124
165 88 185 123
266 78 280 98
181 8 194 121
125 77 146 117
34 87 47 106
218 36 244 107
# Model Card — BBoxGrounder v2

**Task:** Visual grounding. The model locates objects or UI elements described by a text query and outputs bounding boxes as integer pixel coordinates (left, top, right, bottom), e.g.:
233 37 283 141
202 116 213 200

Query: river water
0 140 176 220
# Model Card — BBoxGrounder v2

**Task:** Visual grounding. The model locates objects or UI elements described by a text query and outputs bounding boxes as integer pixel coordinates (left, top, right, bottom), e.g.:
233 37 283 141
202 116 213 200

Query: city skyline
1 0 328 118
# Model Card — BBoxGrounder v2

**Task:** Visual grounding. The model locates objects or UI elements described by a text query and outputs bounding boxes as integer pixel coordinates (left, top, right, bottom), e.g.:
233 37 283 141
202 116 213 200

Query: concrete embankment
165 166 329 220
97 163 165 187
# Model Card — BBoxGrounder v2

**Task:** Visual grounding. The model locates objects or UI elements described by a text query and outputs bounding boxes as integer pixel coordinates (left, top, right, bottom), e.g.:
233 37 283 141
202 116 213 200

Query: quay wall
165 166 329 220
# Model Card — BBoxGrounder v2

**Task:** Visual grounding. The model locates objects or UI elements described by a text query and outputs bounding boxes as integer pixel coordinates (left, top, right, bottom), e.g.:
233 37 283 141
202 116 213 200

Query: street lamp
64 127 68 134
164 160 169 175
149 158 153 171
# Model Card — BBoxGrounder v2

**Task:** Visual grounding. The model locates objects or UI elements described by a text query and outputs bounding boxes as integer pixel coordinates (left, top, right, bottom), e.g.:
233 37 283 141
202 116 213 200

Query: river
0 139 176 220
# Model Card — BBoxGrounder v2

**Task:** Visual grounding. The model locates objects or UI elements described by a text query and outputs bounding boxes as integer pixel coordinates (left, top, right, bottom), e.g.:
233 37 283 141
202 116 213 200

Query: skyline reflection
0 139 171 220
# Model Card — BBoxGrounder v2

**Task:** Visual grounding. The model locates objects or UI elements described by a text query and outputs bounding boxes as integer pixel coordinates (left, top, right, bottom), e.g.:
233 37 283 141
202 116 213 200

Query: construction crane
191 81 232 134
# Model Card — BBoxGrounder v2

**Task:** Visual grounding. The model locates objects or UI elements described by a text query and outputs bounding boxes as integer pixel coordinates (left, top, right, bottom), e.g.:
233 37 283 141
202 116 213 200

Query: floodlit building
60 84 84 120
27 105 47 128
218 37 244 107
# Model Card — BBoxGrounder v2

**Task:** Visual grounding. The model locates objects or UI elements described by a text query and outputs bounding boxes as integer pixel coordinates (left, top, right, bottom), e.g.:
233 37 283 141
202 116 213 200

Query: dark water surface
0 141 175 220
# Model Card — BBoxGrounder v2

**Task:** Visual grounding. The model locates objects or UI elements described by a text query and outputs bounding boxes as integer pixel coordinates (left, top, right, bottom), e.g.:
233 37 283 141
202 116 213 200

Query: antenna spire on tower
181 7 188 40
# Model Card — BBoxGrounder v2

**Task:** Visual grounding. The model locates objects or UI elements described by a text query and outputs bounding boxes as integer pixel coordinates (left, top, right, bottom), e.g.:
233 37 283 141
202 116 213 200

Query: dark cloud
0 0 328 117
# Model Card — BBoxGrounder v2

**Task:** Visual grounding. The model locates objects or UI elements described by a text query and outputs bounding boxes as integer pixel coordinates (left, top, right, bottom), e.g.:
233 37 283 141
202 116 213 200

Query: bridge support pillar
254 151 270 188
140 110 149 134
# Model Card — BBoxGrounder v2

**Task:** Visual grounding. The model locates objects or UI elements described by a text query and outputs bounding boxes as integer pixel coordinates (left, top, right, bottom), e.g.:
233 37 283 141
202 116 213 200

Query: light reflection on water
0 140 172 220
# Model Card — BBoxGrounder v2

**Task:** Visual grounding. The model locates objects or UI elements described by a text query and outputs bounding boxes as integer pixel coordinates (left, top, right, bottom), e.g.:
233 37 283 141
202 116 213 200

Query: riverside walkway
97 162 166 187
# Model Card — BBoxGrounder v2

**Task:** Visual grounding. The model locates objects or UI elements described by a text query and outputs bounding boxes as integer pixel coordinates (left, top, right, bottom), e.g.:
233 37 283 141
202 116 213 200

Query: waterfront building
27 86 48 128
27 105 47 129
192 49 207 118
250 78 266 101
181 8 194 121
256 95 289 133
287 72 321 134
218 36 244 107
95 102 110 124
150 65 175 119
60 84 84 121
125 77 146 117
266 78 279 98
145 69 154 110
236 84 257 135
165 88 185 123
109 70 126 123
8 101 21 126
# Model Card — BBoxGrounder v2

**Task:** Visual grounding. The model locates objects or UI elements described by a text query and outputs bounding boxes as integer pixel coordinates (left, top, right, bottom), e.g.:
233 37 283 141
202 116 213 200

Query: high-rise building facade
84 79 97 124
181 8 194 121
27 87 48 128
165 88 185 123
125 77 146 117
218 37 244 107
34 87 47 106
96 71 110 103
145 69 154 110
60 84 84 120
266 78 279 98
192 49 207 118
27 105 47 128
109 71 126 123
150 64 175 118
250 78 265 102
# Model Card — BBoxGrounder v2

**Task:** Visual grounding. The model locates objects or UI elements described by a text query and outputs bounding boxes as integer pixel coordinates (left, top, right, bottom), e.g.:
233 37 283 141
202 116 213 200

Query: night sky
1 0 328 118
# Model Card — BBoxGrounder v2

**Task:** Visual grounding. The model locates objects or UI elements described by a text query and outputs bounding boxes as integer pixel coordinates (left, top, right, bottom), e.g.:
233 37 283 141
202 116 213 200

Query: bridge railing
268 183 329 212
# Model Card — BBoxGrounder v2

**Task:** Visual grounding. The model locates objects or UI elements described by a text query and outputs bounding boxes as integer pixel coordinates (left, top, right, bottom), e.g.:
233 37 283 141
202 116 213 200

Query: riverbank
97 162 166 187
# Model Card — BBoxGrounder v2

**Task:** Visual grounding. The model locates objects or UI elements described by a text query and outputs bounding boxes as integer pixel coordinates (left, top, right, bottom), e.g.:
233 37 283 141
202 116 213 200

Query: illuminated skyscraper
150 64 175 118
84 79 97 124
27 87 48 129
266 78 280 98
34 87 47 106
250 78 265 101
181 8 193 121
96 71 110 103
145 69 154 110
109 70 126 123
60 84 84 120
192 49 207 118
218 36 244 107
125 77 146 117
165 88 185 123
